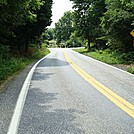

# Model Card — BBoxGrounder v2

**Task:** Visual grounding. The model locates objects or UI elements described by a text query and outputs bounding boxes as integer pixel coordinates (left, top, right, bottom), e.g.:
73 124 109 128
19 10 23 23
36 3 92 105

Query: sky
48 0 73 28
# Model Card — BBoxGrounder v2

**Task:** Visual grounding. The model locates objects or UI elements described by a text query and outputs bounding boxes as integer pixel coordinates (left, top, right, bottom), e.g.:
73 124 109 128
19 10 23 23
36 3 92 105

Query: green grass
128 66 134 74
31 44 50 59
0 44 50 85
75 48 134 74
0 58 32 81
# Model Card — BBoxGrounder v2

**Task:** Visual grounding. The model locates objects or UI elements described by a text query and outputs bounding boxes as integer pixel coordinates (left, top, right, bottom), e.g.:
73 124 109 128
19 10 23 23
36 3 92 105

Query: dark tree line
54 0 134 52
71 0 134 52
0 0 52 56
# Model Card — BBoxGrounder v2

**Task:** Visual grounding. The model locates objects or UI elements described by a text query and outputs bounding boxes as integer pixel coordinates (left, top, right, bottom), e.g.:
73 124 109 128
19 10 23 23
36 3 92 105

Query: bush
0 44 10 61
31 43 50 59
0 43 49 84
0 58 29 81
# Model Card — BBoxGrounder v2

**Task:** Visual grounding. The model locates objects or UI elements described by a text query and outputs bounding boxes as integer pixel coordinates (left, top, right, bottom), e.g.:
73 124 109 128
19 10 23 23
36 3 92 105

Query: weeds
0 44 50 85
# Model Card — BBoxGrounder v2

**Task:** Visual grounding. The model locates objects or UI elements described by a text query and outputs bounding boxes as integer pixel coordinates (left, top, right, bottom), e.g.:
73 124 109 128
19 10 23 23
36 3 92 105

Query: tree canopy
53 0 134 52
54 11 82 48
101 0 134 52
70 0 106 51
0 0 52 55
55 11 74 44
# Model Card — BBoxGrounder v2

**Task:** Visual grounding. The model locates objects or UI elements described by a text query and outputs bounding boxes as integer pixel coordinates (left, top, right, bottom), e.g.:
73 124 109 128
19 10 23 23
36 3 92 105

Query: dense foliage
54 11 82 47
71 0 134 52
0 44 49 82
47 28 55 41
101 0 134 52
0 0 52 55
0 0 52 83
71 0 107 50
53 0 134 52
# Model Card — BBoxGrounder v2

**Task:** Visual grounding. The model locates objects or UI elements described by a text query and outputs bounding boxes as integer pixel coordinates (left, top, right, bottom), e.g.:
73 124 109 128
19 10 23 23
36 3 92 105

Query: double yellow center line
64 51 134 118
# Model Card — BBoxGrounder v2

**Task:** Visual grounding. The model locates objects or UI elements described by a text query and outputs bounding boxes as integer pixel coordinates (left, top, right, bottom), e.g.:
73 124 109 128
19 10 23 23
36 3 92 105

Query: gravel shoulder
112 64 133 72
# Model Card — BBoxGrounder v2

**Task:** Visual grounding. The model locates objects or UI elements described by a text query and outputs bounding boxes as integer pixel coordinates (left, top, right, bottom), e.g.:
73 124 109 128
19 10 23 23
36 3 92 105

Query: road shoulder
0 61 36 134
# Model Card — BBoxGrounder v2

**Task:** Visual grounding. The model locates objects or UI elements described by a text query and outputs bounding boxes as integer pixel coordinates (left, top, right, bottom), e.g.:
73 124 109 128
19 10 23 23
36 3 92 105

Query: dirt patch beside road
112 64 133 72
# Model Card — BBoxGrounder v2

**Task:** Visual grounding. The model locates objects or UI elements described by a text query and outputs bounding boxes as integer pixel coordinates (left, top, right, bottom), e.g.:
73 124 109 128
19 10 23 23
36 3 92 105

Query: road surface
2 48 134 133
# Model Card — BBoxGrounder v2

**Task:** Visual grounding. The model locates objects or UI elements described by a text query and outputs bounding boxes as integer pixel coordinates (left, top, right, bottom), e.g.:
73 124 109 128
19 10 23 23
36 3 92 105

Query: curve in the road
63 51 134 118
7 54 51 134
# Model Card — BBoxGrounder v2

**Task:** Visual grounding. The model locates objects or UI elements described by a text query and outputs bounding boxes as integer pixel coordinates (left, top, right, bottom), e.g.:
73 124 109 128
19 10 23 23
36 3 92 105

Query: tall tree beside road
70 0 106 51
0 0 52 55
14 0 53 55
47 28 55 41
101 0 134 52
55 11 74 45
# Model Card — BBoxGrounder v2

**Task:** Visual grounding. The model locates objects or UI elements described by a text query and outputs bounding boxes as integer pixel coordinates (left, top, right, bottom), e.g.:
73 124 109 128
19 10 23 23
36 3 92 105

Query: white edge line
71 49 134 77
7 52 51 134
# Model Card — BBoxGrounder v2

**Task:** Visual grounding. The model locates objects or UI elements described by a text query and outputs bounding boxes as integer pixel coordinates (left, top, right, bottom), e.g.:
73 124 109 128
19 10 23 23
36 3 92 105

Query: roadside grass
128 66 134 74
0 44 50 86
75 48 134 74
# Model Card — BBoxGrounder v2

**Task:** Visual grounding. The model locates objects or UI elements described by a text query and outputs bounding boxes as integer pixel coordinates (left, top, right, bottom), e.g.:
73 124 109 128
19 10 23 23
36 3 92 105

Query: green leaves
55 11 74 45
0 0 7 5
101 0 134 52
71 0 134 52
0 0 52 55
71 0 106 50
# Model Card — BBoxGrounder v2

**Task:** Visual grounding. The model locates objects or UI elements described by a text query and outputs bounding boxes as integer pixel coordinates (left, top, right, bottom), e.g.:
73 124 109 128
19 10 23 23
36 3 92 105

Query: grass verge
0 44 50 88
75 48 134 74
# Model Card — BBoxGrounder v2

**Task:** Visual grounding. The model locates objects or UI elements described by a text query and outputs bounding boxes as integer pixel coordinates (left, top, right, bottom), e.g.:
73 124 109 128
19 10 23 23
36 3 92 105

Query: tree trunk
87 37 90 52
25 43 29 55
24 33 30 56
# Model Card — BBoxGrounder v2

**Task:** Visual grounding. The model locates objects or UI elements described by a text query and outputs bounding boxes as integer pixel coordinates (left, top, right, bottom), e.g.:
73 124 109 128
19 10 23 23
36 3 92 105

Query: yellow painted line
63 51 134 118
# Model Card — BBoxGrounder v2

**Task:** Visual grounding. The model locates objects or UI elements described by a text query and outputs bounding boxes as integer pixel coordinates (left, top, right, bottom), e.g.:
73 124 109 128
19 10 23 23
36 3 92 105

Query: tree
0 0 52 55
14 0 53 55
101 0 134 52
66 32 82 47
70 0 106 51
0 0 42 44
55 11 74 45
47 28 55 41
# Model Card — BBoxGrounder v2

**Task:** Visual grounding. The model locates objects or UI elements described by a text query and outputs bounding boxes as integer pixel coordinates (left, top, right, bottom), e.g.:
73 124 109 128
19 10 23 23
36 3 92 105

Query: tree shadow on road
37 58 69 67
31 72 54 81
18 88 86 134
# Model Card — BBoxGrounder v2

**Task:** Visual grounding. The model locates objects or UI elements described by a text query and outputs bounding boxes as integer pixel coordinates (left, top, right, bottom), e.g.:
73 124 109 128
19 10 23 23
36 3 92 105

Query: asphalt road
1 48 134 134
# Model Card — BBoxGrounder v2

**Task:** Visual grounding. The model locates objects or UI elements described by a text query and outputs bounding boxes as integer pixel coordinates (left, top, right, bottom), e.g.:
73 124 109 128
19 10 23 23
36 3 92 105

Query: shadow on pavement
18 88 85 134
32 72 54 81
37 58 69 67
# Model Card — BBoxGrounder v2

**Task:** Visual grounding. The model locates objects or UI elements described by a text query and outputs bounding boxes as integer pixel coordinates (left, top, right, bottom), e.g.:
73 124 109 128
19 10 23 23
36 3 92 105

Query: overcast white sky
48 0 73 28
